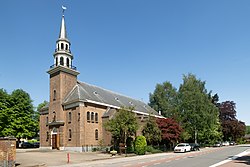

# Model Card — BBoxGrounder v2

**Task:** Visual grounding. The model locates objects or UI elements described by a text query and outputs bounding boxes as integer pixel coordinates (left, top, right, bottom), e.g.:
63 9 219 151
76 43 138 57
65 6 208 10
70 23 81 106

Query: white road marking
209 150 249 167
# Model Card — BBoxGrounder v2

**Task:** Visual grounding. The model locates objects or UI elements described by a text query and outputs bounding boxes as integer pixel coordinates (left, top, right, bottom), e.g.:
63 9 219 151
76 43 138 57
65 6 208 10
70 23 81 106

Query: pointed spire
59 15 68 39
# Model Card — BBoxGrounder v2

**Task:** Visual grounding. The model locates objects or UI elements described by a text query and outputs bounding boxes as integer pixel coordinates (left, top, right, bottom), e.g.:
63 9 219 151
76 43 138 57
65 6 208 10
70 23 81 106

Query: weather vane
62 5 67 15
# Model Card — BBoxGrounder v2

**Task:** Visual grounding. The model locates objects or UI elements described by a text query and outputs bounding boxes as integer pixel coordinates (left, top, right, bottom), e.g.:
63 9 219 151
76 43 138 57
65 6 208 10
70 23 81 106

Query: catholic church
39 9 162 152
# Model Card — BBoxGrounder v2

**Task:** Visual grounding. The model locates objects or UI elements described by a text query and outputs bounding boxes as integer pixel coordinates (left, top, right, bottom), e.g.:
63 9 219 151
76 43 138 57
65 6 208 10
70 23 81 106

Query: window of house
95 113 98 123
60 57 64 66
78 113 80 122
68 112 72 123
95 129 98 140
66 44 68 50
87 112 90 122
69 129 72 141
56 57 58 66
53 90 56 101
66 58 69 67
46 131 49 141
46 116 48 126
57 44 59 51
91 112 94 122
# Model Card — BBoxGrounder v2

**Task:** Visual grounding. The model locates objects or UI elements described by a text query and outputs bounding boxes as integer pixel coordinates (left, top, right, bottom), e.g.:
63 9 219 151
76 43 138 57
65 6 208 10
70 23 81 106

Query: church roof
63 81 161 116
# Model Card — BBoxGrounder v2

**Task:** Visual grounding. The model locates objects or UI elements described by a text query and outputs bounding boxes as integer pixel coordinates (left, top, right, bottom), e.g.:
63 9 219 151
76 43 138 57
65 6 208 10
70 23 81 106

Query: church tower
46 9 79 149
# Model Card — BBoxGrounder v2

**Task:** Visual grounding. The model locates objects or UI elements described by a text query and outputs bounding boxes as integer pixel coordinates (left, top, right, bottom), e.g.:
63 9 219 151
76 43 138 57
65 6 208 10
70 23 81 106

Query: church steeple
51 7 75 70
59 15 68 39
48 6 79 77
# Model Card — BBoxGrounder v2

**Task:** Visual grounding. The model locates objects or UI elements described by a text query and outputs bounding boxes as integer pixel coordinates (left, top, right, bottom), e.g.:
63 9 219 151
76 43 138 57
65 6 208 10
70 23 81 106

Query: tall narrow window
95 129 98 140
46 131 49 141
95 113 98 123
69 129 72 141
53 111 56 122
66 58 69 67
46 116 48 125
66 44 68 50
78 113 80 122
91 112 94 122
53 90 56 101
68 112 72 123
60 57 64 66
87 112 90 122
56 57 58 66
57 44 59 51
61 43 64 50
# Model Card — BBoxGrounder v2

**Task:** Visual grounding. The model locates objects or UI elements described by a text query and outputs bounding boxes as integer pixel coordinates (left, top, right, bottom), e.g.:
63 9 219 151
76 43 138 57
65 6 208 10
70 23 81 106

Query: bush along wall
134 136 147 155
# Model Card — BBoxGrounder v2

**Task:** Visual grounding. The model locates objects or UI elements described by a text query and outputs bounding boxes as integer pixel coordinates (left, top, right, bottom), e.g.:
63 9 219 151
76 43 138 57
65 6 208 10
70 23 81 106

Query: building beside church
39 10 162 152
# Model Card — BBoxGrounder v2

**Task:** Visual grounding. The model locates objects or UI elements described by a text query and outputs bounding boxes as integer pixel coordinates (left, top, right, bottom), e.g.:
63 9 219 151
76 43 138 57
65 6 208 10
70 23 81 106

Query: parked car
174 143 191 153
214 142 222 147
222 141 230 146
189 143 200 151
33 142 40 148
229 141 236 145
22 142 34 148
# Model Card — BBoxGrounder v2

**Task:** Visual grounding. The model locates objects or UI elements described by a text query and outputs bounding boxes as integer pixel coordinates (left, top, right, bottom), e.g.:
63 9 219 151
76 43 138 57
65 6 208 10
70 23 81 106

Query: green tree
142 116 161 145
134 136 147 155
178 73 219 143
246 126 250 134
1 89 37 140
0 89 10 136
104 107 139 146
149 81 179 119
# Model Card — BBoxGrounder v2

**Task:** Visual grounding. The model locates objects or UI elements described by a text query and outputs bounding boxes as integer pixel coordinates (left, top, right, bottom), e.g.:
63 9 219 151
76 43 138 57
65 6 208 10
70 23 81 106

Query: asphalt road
70 145 250 167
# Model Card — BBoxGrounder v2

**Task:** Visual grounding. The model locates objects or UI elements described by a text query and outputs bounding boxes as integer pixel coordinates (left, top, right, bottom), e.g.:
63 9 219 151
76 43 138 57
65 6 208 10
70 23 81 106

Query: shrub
134 136 147 155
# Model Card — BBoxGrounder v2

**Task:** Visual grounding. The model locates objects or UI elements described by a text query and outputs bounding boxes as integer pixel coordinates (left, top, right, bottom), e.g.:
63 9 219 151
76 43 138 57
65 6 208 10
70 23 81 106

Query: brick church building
39 10 162 152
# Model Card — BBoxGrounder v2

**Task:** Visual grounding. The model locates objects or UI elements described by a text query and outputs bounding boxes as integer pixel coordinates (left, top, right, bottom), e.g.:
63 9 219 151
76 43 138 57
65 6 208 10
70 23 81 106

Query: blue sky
0 1 250 124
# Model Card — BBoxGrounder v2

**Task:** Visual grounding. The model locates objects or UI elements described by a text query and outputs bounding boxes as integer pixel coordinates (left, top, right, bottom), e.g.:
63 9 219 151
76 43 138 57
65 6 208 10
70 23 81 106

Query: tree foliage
142 116 161 145
149 81 179 119
178 74 220 143
104 107 138 145
0 89 37 139
156 118 182 144
219 101 246 141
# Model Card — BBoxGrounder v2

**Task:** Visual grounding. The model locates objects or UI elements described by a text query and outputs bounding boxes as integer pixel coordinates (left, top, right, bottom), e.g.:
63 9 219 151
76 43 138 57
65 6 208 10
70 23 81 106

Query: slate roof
63 81 160 116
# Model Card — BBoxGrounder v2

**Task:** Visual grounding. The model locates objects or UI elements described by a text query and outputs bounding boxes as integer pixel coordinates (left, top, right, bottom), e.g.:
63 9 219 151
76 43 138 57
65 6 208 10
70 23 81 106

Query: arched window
66 44 68 50
56 57 58 66
53 90 56 101
66 58 70 67
91 112 94 122
69 129 72 141
60 57 64 66
95 113 98 123
95 129 98 140
87 112 90 122
68 112 72 123
61 43 64 50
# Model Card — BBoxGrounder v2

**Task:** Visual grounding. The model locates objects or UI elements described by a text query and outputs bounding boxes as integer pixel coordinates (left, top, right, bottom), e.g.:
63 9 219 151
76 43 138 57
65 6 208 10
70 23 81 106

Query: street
63 145 250 167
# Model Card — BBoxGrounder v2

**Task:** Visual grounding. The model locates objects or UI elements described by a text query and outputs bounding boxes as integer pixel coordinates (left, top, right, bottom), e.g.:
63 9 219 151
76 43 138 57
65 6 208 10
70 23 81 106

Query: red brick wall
0 138 16 167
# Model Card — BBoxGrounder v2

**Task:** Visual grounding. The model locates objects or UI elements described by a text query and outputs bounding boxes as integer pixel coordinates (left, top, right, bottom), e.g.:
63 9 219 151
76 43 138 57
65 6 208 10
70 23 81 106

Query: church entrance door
52 134 57 149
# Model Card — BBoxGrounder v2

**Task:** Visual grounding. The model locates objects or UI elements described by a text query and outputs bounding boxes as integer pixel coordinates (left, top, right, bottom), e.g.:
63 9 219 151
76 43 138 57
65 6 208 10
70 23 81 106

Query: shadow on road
234 155 250 165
